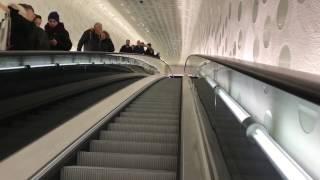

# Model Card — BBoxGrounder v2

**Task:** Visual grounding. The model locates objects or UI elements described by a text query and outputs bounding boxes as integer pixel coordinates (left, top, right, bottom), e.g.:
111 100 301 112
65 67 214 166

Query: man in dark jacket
145 43 155 57
77 23 102 51
32 14 50 50
133 40 145 54
44 12 72 51
100 31 115 52
120 40 133 53
4 3 36 50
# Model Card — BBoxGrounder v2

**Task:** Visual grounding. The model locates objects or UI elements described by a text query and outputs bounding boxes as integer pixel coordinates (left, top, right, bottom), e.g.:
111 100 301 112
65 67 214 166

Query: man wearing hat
45 11 72 51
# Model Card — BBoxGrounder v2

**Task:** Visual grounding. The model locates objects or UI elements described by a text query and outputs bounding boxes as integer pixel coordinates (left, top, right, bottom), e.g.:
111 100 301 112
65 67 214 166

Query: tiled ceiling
108 0 183 63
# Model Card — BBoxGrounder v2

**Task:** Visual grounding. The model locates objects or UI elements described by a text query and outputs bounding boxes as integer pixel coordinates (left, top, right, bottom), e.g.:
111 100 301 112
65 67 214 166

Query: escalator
60 78 181 180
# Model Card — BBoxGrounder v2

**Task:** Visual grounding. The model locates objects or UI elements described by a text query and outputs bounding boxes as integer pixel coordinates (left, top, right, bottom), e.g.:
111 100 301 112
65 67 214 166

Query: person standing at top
77 23 103 51
0 3 36 50
133 40 145 54
145 43 155 57
120 40 133 53
32 14 50 50
100 31 115 52
44 11 72 51
34 14 42 27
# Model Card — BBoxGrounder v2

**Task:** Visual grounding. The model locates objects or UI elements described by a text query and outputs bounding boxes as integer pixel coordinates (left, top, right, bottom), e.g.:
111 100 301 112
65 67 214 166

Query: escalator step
120 112 179 119
107 123 178 133
114 117 179 125
61 166 176 180
124 108 179 114
100 131 178 143
90 140 178 155
77 152 177 171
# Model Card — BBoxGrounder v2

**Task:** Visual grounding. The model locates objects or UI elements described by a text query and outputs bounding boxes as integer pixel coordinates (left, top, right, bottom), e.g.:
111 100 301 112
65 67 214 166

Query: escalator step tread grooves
193 79 283 180
61 78 181 180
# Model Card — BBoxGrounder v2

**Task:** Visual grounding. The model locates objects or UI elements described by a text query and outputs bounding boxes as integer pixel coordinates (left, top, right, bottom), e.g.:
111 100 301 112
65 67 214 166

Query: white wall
181 0 320 75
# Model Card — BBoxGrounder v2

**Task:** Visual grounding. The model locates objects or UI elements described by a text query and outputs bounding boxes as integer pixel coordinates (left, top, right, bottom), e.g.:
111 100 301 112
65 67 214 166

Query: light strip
204 76 218 89
252 128 313 180
216 88 250 123
30 64 57 68
0 66 25 71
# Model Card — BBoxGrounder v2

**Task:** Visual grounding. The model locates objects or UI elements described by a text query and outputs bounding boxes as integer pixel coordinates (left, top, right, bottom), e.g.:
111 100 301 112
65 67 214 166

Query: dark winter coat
133 45 145 54
77 29 101 51
45 23 72 51
31 27 50 50
100 38 115 52
145 47 155 56
8 6 35 50
120 45 133 53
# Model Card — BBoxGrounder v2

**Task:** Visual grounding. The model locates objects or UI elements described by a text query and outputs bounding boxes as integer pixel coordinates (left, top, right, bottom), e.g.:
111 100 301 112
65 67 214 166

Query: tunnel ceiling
107 0 183 63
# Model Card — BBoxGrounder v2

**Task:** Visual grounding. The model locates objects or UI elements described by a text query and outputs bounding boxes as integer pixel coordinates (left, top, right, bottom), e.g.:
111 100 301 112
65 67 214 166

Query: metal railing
0 51 173 76
184 54 315 180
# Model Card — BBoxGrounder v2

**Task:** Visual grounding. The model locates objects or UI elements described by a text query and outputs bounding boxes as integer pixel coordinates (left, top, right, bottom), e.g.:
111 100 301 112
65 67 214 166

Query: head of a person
94 23 103 35
125 40 130 46
141 42 145 47
48 11 60 28
101 31 110 40
34 14 42 27
147 43 152 48
19 3 35 21
136 40 141 46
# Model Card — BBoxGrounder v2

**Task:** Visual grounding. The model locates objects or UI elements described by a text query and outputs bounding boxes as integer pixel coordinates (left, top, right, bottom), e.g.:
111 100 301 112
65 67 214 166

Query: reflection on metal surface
247 124 313 180
298 105 318 134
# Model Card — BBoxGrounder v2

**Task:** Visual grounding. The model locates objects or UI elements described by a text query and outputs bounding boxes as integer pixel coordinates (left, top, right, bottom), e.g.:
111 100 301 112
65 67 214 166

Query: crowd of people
0 2 161 58
120 40 161 58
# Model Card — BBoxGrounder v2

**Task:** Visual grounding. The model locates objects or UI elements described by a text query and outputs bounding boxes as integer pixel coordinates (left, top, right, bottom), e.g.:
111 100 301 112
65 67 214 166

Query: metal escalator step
120 112 179 119
123 108 179 114
128 105 180 110
114 117 179 125
100 131 178 143
124 108 179 114
115 116 179 122
107 123 178 133
90 140 178 155
61 166 176 180
77 152 177 171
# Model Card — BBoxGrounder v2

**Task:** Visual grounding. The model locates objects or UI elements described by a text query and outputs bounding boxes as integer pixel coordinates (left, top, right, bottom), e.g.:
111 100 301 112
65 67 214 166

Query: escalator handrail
0 51 172 75
184 54 320 106
0 51 173 76
110 52 174 77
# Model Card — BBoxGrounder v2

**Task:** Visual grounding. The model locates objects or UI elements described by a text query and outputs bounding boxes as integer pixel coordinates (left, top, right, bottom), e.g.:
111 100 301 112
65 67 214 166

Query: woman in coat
44 12 72 51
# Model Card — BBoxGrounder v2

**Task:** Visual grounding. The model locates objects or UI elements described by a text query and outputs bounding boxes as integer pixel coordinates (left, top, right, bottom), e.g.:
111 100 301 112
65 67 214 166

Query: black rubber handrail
185 54 320 105
0 51 173 76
